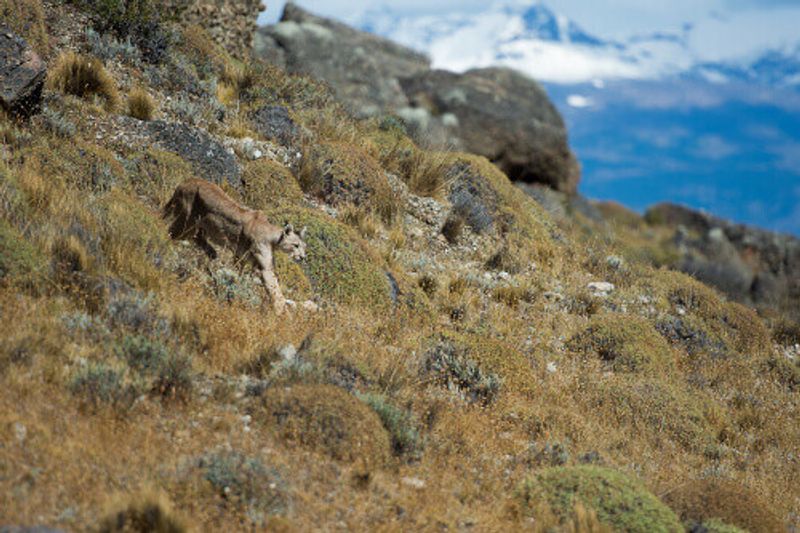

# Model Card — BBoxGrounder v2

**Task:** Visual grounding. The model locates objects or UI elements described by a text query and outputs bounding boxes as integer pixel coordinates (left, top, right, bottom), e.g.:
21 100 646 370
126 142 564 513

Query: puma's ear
283 223 294 234
300 226 308 239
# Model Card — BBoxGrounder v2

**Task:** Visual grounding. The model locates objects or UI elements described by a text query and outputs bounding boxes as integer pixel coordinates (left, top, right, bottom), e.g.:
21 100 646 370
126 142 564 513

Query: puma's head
278 223 307 261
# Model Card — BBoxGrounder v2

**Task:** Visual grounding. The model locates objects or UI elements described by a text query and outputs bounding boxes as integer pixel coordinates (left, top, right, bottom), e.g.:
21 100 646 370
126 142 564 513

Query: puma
163 178 307 313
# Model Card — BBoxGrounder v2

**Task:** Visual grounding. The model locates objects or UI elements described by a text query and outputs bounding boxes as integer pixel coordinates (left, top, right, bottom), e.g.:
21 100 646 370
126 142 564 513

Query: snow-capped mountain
356 2 800 88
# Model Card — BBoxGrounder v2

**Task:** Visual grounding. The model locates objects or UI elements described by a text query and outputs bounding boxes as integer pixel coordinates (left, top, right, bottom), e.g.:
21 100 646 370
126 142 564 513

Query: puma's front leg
254 244 286 314
259 267 286 314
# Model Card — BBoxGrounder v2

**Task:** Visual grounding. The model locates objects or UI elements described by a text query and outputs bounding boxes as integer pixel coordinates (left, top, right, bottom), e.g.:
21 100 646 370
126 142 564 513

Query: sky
260 1 800 235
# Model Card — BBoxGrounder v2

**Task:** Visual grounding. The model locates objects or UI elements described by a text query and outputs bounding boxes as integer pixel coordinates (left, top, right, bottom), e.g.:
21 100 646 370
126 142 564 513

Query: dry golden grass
663 478 784 533
47 52 119 111
127 86 156 121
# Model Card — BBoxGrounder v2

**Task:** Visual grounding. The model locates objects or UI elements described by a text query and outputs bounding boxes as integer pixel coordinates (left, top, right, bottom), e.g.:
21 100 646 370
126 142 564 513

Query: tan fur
163 178 306 313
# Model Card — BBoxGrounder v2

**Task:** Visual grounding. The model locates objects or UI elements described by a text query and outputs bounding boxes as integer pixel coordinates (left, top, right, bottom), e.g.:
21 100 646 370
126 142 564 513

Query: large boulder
256 2 430 117
0 25 46 117
645 203 800 318
255 3 580 194
400 67 580 193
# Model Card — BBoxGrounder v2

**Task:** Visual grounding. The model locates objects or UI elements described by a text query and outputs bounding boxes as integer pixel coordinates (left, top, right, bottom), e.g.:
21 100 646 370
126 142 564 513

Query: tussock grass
47 51 119 111
127 86 156 120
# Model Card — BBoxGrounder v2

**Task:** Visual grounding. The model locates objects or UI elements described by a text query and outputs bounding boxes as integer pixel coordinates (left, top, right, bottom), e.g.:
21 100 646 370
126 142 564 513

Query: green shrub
519 466 682 532
0 218 46 289
423 338 502 405
69 362 137 408
586 377 716 450
71 0 172 63
298 141 397 223
116 334 170 374
241 159 303 211
357 393 423 459
568 313 676 373
199 450 289 525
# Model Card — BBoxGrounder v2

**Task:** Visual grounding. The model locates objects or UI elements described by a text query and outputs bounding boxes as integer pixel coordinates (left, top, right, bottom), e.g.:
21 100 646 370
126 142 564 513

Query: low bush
71 0 172 63
241 159 303 211
267 206 392 308
69 362 137 408
260 384 392 467
568 314 676 373
423 338 502 405
357 392 423 459
298 141 397 223
198 450 289 525
519 466 682 532
0 218 46 290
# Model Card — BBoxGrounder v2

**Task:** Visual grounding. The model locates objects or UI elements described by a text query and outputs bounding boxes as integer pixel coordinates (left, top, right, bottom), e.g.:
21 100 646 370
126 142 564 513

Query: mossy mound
663 479 784 533
520 466 682 532
0 218 46 289
568 313 676 373
261 384 392 466
241 159 304 210
444 153 558 270
586 377 717 450
25 137 126 192
299 141 396 222
267 206 392 308
650 270 771 358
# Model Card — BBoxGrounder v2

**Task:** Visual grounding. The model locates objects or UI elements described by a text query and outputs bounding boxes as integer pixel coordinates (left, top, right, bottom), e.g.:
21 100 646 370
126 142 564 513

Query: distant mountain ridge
357 2 800 87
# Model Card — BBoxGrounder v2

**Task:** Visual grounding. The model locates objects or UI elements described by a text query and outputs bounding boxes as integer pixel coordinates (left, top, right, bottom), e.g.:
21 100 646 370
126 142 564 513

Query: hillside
1 1 799 532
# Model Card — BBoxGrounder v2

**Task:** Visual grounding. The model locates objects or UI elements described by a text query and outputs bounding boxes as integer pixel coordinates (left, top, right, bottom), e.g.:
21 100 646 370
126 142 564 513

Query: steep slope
0 1 798 532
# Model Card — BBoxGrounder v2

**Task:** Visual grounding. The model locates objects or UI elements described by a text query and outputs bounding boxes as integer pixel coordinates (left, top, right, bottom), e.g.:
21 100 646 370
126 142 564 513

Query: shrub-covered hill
0 2 798 531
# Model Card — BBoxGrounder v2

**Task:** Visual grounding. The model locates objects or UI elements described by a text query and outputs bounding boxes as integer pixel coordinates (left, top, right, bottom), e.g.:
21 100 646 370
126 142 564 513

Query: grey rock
400 67 580 193
256 3 430 116
251 105 300 147
147 121 241 189
0 26 46 117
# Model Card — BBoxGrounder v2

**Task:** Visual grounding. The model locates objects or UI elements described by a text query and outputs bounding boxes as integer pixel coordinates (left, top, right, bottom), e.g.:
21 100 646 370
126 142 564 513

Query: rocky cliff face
646 203 800 319
256 2 580 194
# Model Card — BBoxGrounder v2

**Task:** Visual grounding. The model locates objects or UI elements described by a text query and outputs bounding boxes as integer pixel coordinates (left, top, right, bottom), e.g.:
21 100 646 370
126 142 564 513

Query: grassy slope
0 2 798 531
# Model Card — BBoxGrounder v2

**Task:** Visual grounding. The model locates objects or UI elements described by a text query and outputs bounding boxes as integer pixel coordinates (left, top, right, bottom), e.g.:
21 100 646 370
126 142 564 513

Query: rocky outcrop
646 203 800 317
147 121 241 188
166 0 263 59
255 3 580 194
256 3 430 116
401 68 580 193
0 26 46 117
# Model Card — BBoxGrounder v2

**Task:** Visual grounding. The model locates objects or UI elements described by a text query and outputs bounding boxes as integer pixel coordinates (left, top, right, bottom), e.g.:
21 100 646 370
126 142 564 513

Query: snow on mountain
356 2 800 87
